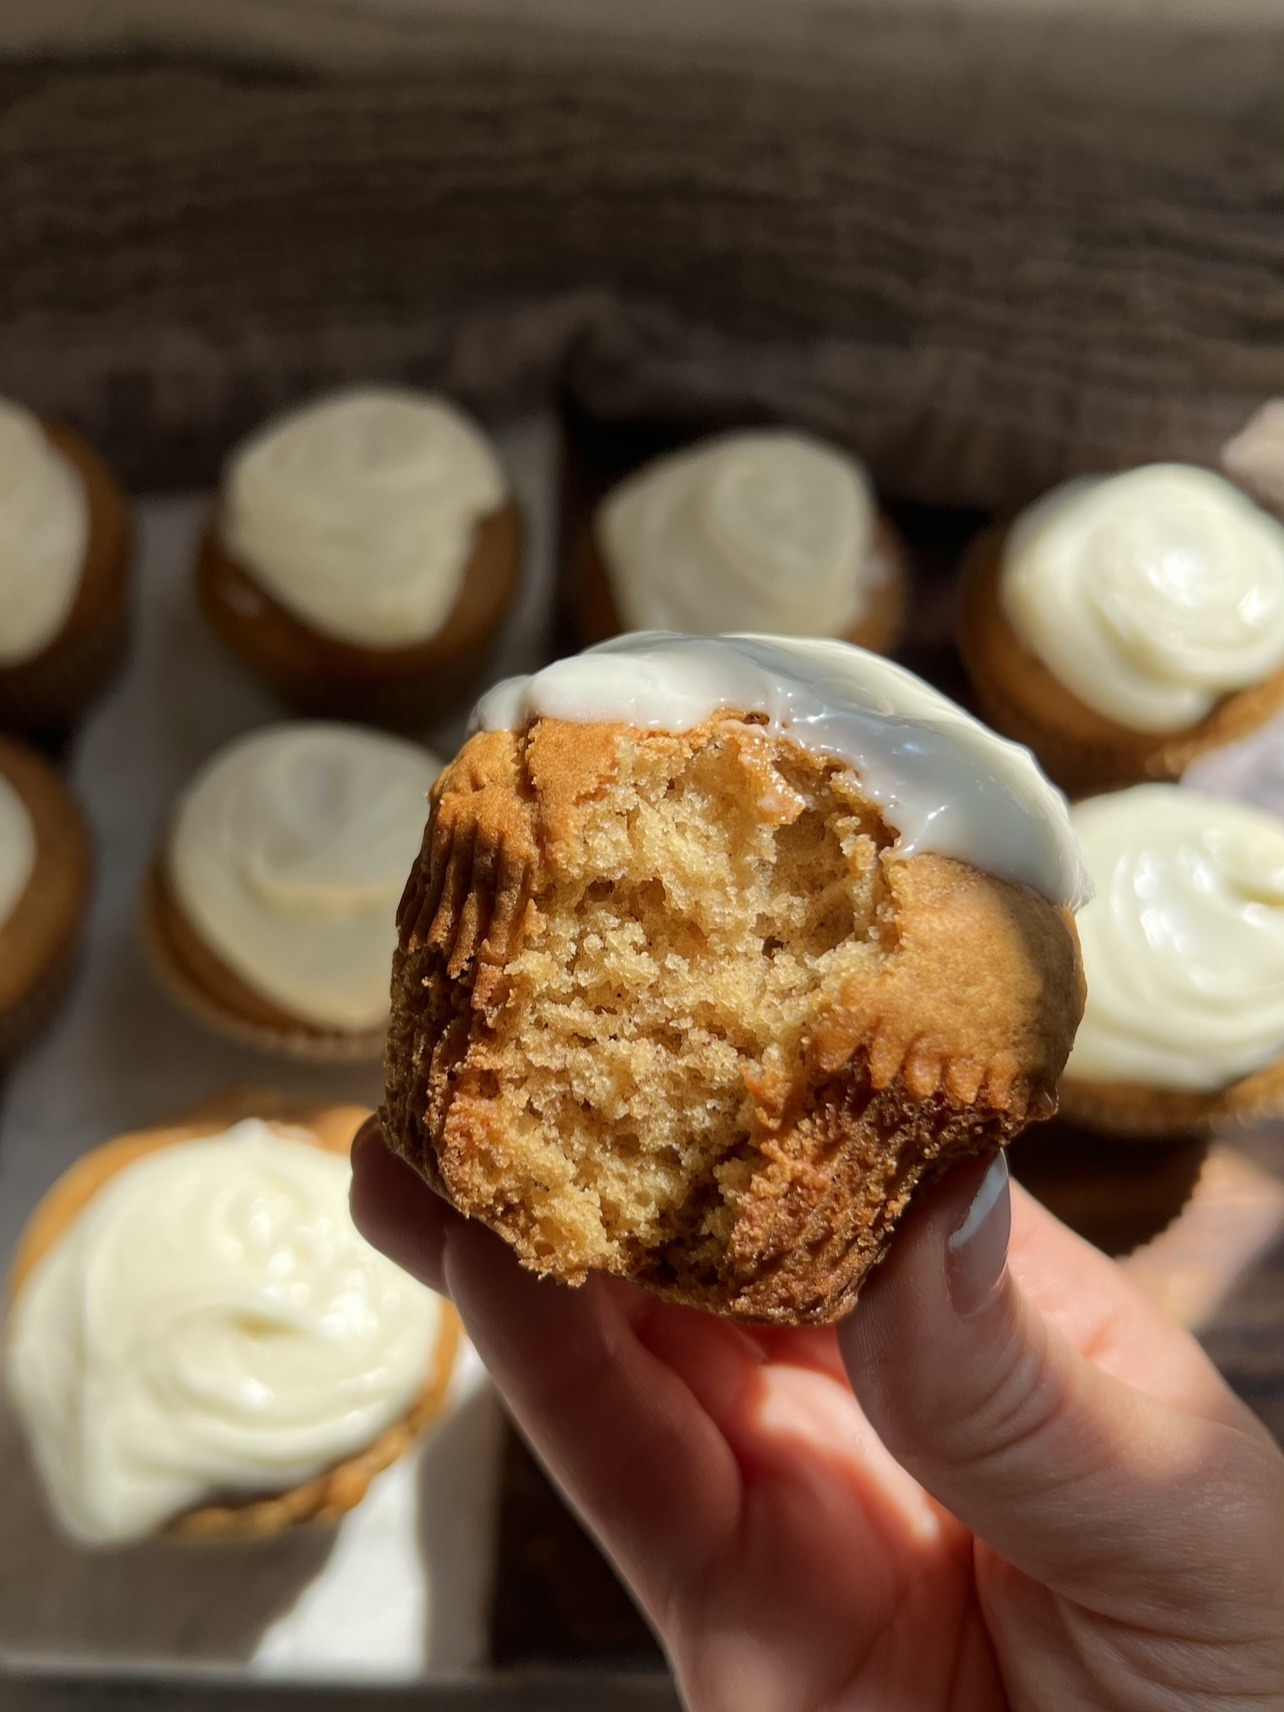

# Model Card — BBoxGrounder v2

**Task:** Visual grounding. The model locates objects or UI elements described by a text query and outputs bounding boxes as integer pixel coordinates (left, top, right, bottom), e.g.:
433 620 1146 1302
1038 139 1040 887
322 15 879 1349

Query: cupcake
958 464 1284 795
1060 784 1284 1137
5 1100 459 1545
567 430 907 654
143 723 440 1060
0 399 132 734
0 736 92 1064
197 387 522 723
383 633 1086 1325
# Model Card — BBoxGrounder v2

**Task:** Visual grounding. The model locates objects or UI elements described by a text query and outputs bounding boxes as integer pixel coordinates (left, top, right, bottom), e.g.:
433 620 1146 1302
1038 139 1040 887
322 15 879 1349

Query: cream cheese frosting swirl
475 633 1089 909
0 773 36 930
598 431 878 636
168 724 439 1031
1066 785 1284 1091
0 399 90 666
222 388 508 648
4 1119 444 1545
1000 464 1284 734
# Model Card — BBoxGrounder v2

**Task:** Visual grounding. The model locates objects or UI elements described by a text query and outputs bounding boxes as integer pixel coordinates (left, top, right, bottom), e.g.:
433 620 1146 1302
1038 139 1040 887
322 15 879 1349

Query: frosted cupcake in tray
4 1100 458 1545
0 736 92 1065
0 398 132 734
567 430 907 654
198 387 522 722
1060 784 1284 1136
958 464 1284 795
383 633 1086 1325
142 722 440 1060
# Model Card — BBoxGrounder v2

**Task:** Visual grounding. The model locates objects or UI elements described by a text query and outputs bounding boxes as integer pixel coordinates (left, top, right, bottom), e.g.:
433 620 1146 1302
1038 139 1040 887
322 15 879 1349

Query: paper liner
7 1097 461 1543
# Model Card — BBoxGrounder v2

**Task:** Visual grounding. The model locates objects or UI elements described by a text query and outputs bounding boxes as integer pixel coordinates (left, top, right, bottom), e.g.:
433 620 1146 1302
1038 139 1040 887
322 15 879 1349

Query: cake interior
458 726 897 1282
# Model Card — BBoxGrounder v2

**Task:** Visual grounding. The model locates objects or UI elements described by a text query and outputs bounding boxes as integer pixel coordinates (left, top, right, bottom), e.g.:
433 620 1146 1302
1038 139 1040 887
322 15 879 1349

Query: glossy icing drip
475 633 1088 908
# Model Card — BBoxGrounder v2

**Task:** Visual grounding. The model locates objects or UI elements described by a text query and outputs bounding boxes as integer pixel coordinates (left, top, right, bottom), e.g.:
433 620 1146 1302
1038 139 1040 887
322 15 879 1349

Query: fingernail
945 1151 1010 1317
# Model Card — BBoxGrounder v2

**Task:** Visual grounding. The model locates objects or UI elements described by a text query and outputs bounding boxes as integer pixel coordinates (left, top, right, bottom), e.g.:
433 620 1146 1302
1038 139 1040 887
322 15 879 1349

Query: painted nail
945 1151 1011 1317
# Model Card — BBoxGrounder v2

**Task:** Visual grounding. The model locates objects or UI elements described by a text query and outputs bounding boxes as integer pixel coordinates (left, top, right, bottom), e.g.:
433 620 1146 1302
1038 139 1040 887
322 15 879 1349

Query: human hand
351 1122 1284 1711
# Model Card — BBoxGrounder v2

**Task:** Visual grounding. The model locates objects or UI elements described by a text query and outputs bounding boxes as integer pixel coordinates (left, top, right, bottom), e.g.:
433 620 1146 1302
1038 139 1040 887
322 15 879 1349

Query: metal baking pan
3 410 1282 1709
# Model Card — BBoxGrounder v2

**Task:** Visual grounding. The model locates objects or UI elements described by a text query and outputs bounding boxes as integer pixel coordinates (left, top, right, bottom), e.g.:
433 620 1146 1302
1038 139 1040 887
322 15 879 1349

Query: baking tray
3 405 1284 1708
3 1667 680 1712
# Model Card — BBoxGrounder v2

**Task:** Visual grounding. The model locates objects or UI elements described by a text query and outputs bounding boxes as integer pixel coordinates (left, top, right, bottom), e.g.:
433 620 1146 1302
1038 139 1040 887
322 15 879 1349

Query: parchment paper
0 415 559 1680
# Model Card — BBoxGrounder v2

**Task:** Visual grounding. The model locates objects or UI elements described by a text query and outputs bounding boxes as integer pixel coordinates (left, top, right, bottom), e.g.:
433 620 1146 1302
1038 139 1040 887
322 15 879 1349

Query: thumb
836 1152 1267 1609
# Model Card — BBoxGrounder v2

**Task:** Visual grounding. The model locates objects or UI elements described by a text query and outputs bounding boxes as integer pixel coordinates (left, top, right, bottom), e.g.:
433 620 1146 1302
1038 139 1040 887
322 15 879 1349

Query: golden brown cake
0 409 132 735
566 430 908 655
958 468 1284 797
0 736 92 1065
383 635 1086 1325
5 1095 460 1545
1057 785 1284 1138
197 388 522 723
142 723 441 1061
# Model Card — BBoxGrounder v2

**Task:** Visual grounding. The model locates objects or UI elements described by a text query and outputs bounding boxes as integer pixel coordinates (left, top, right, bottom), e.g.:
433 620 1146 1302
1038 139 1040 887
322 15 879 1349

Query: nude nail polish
945 1152 1011 1317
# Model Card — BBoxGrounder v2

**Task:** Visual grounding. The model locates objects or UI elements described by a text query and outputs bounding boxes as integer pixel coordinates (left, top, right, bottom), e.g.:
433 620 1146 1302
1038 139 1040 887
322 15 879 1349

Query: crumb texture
385 718 1082 1323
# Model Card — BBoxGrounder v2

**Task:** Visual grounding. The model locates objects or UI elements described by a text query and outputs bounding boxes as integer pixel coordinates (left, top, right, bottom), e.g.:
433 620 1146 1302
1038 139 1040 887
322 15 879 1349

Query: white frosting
474 633 1089 908
0 773 36 929
1066 785 1284 1091
168 724 439 1031
0 399 90 666
222 388 508 648
5 1119 443 1546
599 430 878 636
1001 464 1284 734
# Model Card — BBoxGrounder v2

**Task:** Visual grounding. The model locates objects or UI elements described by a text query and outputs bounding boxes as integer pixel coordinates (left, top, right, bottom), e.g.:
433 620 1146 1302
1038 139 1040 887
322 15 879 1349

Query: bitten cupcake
5 1100 458 1545
143 723 440 1060
958 464 1284 795
383 633 1086 1325
0 399 132 734
1060 784 1284 1137
198 388 522 722
0 736 92 1064
567 431 908 653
